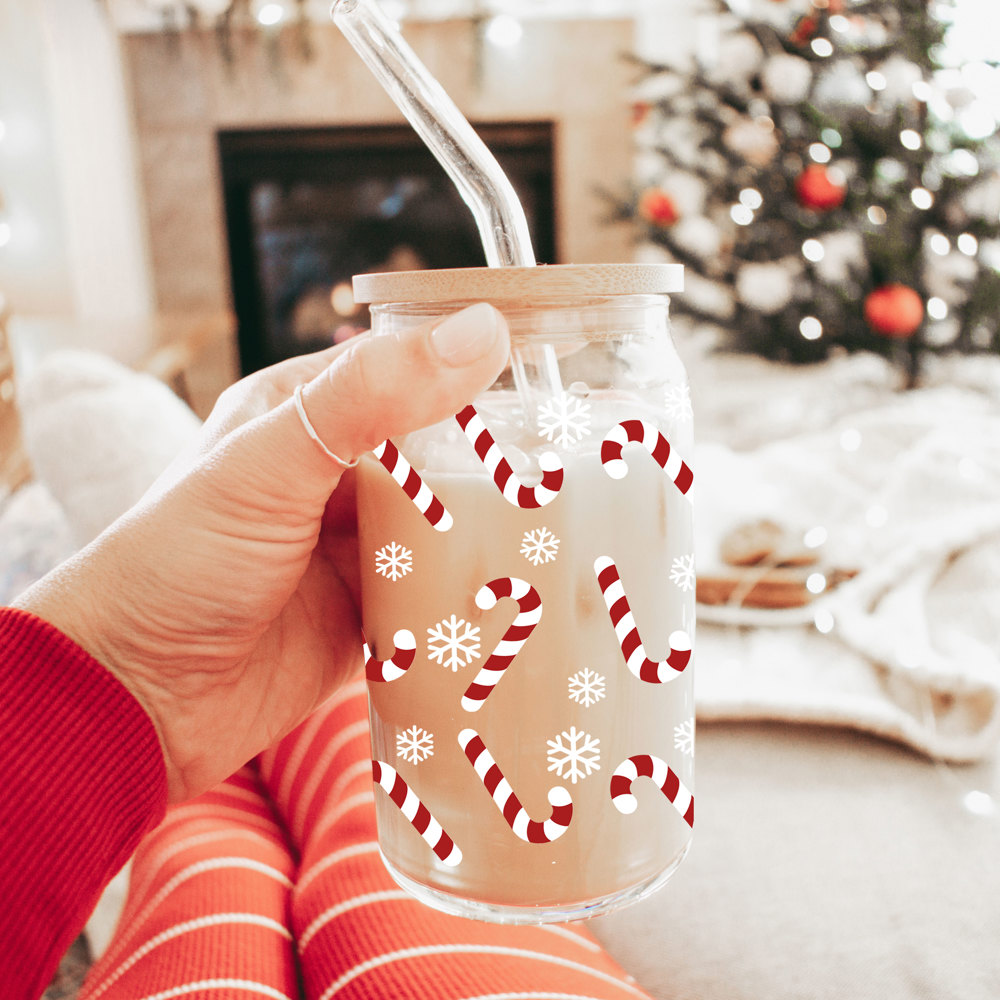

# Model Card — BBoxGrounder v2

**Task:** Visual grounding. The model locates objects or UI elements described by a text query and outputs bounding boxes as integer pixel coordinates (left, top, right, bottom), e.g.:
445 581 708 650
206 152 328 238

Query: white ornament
874 55 923 106
814 231 865 284
684 272 736 320
672 216 721 260
963 173 1000 221
762 54 813 104
813 61 871 109
735 261 795 314
706 31 764 88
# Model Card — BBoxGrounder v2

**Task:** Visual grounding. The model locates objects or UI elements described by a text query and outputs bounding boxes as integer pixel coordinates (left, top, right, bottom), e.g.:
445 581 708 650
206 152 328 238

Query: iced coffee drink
354 264 694 923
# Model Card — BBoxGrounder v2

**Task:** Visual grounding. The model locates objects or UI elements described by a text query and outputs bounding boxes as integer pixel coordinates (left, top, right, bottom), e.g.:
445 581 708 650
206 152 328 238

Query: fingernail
431 303 504 367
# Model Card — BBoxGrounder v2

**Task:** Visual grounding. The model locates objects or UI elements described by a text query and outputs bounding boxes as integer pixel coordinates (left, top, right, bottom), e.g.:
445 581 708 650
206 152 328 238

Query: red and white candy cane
363 628 416 683
610 754 694 828
593 555 691 684
371 760 463 866
461 577 542 713
373 438 453 532
601 419 693 496
455 404 564 509
458 728 572 844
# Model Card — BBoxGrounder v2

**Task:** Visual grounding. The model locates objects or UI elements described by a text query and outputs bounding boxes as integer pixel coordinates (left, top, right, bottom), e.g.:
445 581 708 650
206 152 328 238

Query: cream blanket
692 356 1000 761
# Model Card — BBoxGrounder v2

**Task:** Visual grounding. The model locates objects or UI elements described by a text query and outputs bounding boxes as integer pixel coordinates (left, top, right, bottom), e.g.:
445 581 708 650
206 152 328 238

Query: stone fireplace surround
122 18 636 387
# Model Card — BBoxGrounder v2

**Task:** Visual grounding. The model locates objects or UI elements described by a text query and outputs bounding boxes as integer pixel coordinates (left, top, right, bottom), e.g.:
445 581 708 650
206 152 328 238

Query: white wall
0 0 154 360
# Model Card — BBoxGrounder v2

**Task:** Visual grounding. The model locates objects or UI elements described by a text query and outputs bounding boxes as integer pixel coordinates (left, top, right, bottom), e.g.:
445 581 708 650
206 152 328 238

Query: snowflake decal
546 726 601 784
537 391 592 448
568 668 606 707
669 553 696 592
375 541 413 582
520 526 560 566
664 384 693 424
426 614 481 671
396 725 434 765
674 717 695 757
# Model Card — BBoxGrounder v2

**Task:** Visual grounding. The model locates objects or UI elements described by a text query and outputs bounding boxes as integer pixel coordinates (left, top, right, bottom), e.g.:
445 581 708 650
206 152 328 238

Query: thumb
234 302 510 503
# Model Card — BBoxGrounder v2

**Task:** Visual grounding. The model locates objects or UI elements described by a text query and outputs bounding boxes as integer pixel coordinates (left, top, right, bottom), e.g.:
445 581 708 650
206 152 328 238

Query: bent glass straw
331 0 536 268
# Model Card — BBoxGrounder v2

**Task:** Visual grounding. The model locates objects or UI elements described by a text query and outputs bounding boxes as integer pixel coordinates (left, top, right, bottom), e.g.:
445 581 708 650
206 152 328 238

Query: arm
0 608 167 999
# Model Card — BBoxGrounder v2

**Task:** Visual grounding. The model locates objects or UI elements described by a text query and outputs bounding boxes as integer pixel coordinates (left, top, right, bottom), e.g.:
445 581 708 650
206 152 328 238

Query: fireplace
219 123 556 375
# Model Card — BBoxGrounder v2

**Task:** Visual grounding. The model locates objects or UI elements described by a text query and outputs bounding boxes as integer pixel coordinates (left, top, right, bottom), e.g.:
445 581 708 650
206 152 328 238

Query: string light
731 204 754 225
254 1 286 26
803 526 828 549
814 608 835 633
799 316 823 340
930 234 950 255
806 572 827 595
927 296 948 319
900 129 922 150
912 80 932 101
821 128 842 148
866 71 887 91
485 14 523 48
829 14 849 32
963 791 997 818
957 233 979 255
739 188 763 210
802 238 824 262
868 206 887 225
911 187 934 209
809 142 832 164
811 38 834 58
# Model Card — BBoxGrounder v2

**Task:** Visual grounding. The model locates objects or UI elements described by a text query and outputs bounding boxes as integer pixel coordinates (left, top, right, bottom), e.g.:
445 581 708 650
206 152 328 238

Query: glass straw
331 0 565 417
331 0 534 269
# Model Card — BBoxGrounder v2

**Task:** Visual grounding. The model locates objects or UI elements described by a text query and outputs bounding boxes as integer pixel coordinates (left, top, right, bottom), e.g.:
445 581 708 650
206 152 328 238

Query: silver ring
293 383 359 469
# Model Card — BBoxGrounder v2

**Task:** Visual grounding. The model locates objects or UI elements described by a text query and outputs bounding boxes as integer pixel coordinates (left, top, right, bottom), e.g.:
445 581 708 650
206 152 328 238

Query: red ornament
864 284 924 338
789 15 818 46
631 101 652 128
795 164 846 211
638 188 679 227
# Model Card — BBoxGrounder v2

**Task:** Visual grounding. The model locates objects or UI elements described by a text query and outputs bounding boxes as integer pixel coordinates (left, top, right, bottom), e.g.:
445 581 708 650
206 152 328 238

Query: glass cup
353 263 694 923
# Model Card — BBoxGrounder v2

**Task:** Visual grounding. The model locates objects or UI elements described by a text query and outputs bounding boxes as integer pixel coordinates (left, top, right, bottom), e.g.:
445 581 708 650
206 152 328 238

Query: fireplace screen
219 124 555 375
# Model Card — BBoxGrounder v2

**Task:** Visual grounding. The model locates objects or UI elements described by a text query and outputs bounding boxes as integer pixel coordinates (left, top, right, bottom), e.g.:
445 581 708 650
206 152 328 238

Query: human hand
16 303 509 802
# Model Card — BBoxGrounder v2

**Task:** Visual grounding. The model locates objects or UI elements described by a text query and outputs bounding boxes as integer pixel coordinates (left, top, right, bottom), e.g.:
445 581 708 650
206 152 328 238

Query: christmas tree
623 0 1000 383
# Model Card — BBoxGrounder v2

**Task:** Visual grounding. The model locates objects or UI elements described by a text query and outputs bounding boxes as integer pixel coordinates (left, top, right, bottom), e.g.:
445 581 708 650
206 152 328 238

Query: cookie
719 519 819 568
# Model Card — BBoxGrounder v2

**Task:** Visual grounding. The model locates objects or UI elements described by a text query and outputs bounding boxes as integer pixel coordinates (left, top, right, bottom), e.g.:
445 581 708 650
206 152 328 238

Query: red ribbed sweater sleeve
0 607 167 1000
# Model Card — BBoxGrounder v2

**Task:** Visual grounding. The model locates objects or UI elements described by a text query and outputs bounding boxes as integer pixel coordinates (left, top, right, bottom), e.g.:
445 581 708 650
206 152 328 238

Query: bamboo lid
352 263 683 304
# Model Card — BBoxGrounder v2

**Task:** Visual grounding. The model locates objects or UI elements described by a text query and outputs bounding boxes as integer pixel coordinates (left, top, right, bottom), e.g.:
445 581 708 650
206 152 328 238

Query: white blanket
692 360 1000 761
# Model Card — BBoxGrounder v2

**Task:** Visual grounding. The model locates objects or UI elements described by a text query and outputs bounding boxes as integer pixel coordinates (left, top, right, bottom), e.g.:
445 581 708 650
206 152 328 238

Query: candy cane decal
458 729 573 844
363 629 416 683
372 760 463 866
373 439 453 532
610 754 694 828
593 556 691 684
601 419 693 496
461 577 542 712
455 404 564 509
